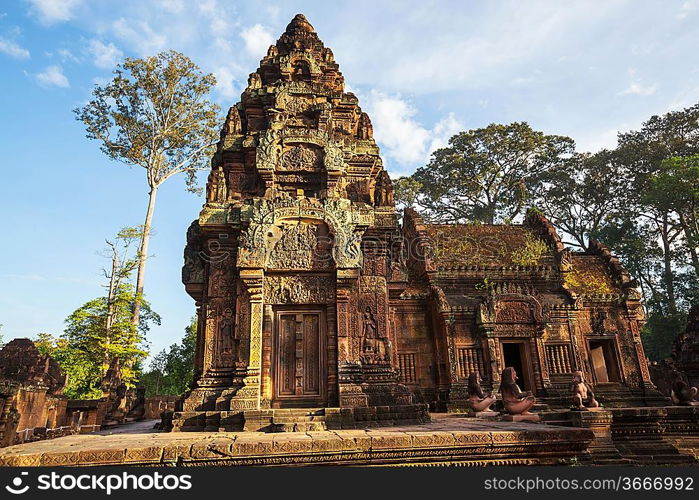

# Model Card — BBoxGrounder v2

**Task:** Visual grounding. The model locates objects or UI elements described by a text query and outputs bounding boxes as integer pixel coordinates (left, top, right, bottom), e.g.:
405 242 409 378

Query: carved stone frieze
264 275 335 304
280 144 321 172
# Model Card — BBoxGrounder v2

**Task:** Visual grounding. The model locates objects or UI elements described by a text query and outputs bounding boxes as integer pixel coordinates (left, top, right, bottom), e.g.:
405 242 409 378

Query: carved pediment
280 144 321 172
266 221 333 270
495 300 535 323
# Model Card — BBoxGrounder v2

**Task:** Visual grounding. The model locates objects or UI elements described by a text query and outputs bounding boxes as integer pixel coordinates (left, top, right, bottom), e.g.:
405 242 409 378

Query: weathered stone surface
0 418 594 466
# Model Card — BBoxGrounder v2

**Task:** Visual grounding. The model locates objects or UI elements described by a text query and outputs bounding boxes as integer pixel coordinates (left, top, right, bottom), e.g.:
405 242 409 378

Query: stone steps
267 408 329 432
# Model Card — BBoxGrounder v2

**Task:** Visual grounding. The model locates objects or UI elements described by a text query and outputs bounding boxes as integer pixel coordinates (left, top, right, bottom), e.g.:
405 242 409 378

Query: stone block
500 414 540 423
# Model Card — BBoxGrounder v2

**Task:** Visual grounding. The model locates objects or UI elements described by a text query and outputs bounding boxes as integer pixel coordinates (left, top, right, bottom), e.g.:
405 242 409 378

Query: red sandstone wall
144 396 178 419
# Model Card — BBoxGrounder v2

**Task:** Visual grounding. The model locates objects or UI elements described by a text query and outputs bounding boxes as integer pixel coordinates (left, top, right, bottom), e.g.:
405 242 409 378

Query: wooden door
274 309 325 406
590 344 609 383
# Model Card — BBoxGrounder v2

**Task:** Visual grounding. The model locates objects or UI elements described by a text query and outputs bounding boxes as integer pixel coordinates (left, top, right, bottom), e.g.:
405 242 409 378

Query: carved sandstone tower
176 14 426 431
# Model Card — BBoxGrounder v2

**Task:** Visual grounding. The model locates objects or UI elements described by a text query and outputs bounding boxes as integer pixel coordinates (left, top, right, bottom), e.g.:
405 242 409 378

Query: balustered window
398 353 417 384
457 346 485 379
546 344 573 374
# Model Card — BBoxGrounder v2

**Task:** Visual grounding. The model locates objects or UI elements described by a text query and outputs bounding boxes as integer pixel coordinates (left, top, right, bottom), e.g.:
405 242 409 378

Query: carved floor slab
0 416 593 467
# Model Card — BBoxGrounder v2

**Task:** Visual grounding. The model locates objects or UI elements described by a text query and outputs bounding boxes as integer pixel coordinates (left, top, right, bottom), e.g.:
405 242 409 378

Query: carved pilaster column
193 302 204 381
628 311 654 388
335 270 355 365
229 269 264 410
535 332 552 392
486 334 501 394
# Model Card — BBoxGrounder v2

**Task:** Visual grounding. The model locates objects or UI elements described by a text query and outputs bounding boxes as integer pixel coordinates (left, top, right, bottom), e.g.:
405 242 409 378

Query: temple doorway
272 307 326 407
588 339 621 383
501 341 533 392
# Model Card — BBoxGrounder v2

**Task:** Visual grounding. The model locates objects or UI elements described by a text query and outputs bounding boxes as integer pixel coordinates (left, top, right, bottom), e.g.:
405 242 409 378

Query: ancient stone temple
176 14 425 431
399 209 664 409
176 14 662 432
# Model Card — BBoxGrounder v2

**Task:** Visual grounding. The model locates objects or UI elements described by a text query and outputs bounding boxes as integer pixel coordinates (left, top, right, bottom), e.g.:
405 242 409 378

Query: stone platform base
474 411 499 419
500 414 540 423
541 405 699 465
169 404 430 433
0 417 593 467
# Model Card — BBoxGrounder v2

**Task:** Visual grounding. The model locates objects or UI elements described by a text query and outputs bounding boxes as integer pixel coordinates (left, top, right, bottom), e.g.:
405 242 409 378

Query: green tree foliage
35 289 159 399
405 104 699 360
140 318 196 396
409 122 574 224
393 176 424 212
74 50 221 332
537 150 627 249
34 228 159 399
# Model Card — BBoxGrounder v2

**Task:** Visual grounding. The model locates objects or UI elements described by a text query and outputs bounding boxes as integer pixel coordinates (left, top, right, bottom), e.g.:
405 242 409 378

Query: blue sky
1 0 698 362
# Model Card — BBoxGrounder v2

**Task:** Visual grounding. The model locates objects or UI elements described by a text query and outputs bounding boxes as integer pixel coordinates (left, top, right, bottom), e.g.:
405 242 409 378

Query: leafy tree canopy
406 122 574 224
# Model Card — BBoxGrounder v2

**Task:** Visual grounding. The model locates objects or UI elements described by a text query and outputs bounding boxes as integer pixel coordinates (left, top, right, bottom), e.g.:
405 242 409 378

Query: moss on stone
510 235 548 266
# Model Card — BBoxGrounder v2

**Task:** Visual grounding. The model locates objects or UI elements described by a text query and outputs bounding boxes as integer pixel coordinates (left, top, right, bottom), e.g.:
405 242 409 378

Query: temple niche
175 14 663 432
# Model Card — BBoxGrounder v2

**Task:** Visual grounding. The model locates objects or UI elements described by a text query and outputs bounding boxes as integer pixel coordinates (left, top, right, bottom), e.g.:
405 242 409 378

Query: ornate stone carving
266 222 333 270
360 306 388 363
264 275 335 304
280 144 320 171
495 301 534 324
182 222 204 285
374 170 393 207
206 167 227 204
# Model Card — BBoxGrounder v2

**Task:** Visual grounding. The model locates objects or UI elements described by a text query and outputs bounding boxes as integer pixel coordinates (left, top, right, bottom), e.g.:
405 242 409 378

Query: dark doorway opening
502 342 531 391
588 339 621 383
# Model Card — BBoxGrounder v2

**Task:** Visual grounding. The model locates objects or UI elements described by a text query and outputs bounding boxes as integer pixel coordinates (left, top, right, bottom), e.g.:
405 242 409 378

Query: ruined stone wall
143 396 179 420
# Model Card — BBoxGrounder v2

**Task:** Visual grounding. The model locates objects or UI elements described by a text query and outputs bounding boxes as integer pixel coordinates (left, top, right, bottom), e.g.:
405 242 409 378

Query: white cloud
427 113 463 155
156 0 184 13
27 0 82 25
240 24 274 57
619 81 657 96
57 48 79 63
362 89 464 173
677 0 699 19
35 64 69 88
112 18 167 56
87 39 123 69
214 65 239 100
0 37 30 59
210 17 229 36
198 0 218 15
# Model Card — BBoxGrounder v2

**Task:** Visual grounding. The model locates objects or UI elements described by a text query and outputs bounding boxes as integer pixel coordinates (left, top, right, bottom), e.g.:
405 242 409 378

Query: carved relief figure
374 170 394 207
216 307 237 366
357 112 373 139
207 167 227 203
467 372 496 412
571 370 599 410
499 367 536 415
223 106 242 136
361 306 388 362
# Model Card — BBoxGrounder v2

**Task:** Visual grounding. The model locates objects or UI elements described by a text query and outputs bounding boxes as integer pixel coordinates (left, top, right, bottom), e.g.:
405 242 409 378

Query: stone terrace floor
0 414 594 466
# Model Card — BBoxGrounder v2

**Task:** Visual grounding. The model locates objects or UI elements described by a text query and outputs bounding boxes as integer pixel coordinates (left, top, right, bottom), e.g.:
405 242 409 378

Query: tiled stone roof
565 255 618 295
422 224 553 267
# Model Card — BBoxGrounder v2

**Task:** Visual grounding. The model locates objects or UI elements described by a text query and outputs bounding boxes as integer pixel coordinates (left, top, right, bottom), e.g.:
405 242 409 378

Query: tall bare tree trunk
679 213 699 279
660 215 678 315
104 247 118 377
132 187 158 328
